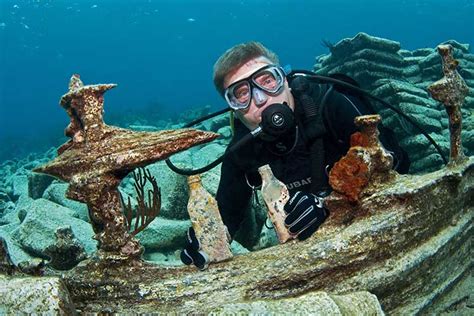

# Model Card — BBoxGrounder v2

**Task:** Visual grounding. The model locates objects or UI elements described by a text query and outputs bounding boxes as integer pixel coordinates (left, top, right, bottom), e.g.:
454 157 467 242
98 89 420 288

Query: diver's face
223 57 295 131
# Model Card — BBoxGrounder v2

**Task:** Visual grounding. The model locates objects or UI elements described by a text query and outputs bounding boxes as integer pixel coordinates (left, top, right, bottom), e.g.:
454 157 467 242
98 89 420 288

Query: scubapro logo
272 113 284 127
286 177 312 190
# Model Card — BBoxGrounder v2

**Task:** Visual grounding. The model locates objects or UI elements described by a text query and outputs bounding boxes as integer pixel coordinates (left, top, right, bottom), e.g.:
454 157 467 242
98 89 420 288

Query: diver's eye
254 72 278 90
233 84 250 103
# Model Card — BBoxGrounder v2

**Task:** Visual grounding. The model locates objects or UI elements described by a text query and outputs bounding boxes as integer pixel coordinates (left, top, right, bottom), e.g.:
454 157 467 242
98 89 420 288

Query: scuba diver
180 41 410 270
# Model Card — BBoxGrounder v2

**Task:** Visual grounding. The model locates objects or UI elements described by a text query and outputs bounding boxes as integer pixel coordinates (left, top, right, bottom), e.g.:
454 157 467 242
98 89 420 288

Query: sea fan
120 167 161 236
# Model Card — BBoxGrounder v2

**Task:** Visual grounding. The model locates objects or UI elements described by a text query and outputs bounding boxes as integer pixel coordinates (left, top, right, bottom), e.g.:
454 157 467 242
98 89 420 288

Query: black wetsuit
216 78 410 238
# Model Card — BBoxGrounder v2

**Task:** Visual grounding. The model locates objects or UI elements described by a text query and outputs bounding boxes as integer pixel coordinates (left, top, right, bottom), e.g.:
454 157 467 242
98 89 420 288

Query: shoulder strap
290 76 330 194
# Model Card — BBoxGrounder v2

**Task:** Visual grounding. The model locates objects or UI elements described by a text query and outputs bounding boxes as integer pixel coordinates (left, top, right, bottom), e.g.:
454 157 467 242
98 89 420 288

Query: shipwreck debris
326 114 395 224
428 44 469 165
63 156 473 314
34 75 218 260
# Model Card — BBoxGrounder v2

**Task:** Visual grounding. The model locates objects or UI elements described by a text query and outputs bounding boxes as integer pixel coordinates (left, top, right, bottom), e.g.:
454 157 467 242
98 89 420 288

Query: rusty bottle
187 174 233 263
258 164 295 243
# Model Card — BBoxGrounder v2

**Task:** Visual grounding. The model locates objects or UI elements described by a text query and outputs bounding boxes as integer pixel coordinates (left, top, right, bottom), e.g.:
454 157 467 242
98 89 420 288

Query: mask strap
229 110 235 137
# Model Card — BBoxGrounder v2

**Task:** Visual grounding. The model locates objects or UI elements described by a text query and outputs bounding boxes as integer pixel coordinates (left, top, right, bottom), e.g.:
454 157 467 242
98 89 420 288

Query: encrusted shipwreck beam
34 75 218 259
64 157 473 314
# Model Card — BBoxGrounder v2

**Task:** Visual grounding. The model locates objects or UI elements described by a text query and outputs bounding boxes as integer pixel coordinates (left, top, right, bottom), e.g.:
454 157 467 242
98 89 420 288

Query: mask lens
225 81 251 110
233 82 251 104
224 65 285 110
252 66 284 93
254 70 278 90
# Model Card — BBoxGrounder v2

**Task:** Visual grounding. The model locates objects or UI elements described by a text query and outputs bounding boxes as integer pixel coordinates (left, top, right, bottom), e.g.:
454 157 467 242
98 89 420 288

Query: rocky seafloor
0 33 473 314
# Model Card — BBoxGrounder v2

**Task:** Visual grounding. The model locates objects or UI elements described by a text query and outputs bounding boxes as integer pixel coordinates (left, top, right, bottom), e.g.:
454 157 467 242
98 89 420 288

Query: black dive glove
180 227 210 270
284 191 329 240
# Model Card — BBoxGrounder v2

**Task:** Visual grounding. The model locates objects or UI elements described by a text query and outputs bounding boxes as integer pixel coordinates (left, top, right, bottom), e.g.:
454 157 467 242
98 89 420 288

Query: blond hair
213 41 279 96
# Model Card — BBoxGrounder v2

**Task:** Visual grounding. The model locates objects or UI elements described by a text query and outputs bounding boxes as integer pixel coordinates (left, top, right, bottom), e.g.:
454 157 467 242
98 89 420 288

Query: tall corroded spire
34 75 218 259
428 44 469 165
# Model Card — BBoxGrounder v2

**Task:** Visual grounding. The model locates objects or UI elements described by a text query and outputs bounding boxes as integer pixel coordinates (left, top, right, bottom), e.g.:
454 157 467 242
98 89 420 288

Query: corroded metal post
428 44 469 165
354 115 382 148
328 114 393 203
34 75 218 260
325 114 395 224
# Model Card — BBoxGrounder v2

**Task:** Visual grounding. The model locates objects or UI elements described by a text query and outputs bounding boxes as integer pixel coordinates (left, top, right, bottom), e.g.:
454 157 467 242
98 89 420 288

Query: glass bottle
187 174 233 263
258 164 295 243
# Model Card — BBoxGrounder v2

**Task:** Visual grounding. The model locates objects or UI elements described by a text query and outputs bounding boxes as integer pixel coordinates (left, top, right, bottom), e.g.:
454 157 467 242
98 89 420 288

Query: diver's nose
252 88 268 107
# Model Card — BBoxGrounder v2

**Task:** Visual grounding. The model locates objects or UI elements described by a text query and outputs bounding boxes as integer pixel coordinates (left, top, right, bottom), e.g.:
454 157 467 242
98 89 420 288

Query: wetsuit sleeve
216 155 252 238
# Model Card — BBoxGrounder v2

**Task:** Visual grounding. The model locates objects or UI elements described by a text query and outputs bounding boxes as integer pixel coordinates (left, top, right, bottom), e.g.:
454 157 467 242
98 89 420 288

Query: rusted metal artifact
326 114 395 224
328 114 394 201
428 44 469 164
34 75 218 259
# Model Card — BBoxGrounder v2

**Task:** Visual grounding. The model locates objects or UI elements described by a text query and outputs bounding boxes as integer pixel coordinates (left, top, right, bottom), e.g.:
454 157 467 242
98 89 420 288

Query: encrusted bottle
258 164 295 243
187 174 233 263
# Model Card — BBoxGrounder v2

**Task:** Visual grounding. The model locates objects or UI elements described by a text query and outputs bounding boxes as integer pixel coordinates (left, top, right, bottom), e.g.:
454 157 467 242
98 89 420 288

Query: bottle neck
187 174 202 190
258 165 275 183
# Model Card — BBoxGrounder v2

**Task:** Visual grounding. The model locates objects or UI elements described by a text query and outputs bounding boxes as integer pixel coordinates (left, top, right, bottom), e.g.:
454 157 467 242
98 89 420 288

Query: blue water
1 0 473 161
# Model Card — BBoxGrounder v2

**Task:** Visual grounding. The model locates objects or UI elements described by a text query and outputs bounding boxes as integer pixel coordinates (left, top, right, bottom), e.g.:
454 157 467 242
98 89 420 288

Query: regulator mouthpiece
259 103 295 141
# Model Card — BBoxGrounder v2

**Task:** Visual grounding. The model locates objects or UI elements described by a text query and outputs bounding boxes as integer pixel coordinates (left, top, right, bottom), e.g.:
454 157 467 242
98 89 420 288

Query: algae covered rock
10 198 96 258
136 217 190 251
0 227 40 270
11 174 29 199
0 275 76 315
191 143 225 168
44 226 88 270
27 172 54 199
211 291 384 315
42 182 89 221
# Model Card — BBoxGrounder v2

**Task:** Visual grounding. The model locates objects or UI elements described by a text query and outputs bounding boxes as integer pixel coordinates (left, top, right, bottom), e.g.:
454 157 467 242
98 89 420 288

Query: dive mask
224 65 286 111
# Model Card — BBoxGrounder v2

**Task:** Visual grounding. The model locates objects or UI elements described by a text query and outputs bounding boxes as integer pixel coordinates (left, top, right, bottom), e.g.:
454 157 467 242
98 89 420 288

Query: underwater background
0 0 473 162
0 2 473 313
